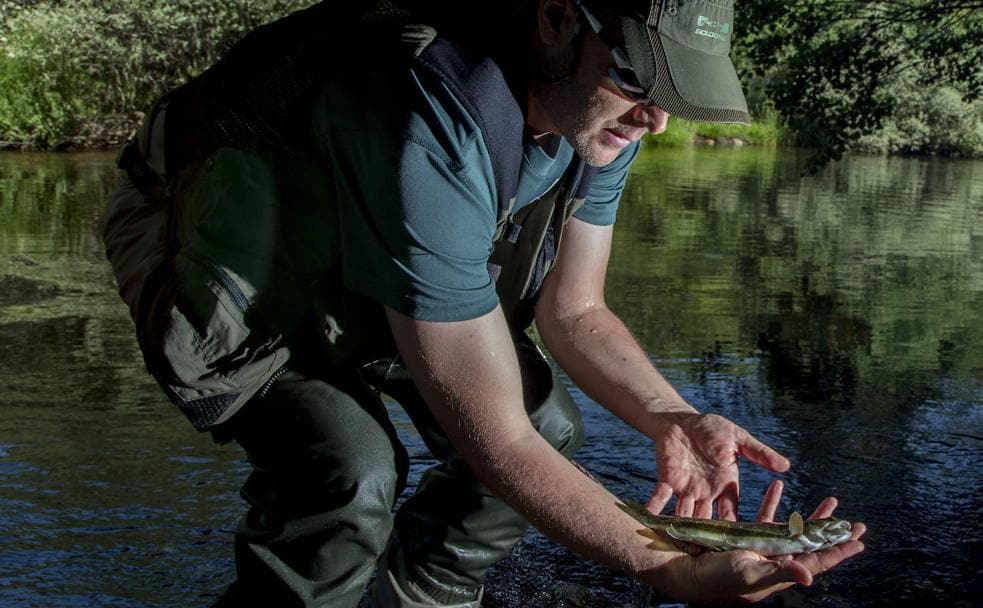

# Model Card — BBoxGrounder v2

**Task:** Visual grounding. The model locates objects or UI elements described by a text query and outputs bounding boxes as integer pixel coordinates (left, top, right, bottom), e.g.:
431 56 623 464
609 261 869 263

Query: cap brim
622 11 750 125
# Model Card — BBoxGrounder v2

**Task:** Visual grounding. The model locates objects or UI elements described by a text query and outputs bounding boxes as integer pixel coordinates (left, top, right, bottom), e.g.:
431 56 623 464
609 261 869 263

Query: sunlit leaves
0 0 315 147
735 0 983 168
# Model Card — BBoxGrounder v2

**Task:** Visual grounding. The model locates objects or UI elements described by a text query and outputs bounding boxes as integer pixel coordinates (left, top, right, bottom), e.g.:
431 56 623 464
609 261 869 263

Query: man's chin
568 132 626 167
580 145 622 167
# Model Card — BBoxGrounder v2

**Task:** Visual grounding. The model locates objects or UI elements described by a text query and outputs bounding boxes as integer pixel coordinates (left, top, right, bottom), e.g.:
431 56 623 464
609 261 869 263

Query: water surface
0 147 980 607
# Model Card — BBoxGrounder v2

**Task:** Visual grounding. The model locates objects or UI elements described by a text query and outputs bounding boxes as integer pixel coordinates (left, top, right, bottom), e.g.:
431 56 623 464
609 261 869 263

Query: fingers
752 561 812 603
808 496 838 520
770 557 814 587
737 539 867 603
736 429 790 473
756 480 784 522
649 485 723 520
738 555 813 599
669 524 865 604
716 482 739 521
645 482 674 515
646 484 711 519
792 535 865 577
675 494 695 517
694 499 713 519
788 524 865 579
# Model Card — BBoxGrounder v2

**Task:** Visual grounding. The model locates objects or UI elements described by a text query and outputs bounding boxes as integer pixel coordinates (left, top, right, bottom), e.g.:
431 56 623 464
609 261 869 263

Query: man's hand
644 480 867 602
644 412 790 521
536 221 792 522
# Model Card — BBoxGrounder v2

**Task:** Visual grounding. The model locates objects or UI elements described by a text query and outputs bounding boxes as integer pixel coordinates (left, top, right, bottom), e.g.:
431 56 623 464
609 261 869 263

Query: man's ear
537 0 578 46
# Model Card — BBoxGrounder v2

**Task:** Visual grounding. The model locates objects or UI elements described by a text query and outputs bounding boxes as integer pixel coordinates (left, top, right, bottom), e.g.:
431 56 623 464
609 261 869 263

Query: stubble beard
536 73 616 167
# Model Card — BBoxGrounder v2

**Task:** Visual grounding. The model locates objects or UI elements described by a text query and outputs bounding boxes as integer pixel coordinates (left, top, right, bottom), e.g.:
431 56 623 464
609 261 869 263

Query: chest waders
105 5 595 605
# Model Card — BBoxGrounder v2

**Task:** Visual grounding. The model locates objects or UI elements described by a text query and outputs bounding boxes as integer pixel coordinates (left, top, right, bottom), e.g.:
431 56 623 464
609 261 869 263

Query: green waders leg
366 335 585 606
225 370 410 608
220 336 582 608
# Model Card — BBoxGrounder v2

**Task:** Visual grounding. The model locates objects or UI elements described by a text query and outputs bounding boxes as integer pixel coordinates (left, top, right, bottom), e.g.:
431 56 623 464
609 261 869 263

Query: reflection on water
1 148 981 607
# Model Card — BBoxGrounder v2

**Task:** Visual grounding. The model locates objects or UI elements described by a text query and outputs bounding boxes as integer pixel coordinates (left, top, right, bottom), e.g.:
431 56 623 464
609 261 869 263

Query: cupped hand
646 480 867 603
741 479 868 601
645 412 790 520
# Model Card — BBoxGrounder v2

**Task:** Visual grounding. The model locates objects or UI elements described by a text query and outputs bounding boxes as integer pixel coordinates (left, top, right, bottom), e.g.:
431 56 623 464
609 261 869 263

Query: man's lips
603 128 645 146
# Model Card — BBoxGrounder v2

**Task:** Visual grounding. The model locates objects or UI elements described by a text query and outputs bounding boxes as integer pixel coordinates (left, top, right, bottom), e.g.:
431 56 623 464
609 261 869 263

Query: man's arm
535 218 790 520
385 304 859 600
385 304 666 576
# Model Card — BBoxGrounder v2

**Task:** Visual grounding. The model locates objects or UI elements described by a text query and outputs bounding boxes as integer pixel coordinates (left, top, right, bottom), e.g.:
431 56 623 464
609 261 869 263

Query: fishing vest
113 0 597 429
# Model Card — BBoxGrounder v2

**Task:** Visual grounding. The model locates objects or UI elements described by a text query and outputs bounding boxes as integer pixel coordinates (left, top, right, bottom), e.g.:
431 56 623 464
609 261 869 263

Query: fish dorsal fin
788 512 804 536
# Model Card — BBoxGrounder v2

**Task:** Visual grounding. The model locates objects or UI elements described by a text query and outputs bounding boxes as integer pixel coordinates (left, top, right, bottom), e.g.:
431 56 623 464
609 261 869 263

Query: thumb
736 429 790 473
733 559 813 602
752 558 813 590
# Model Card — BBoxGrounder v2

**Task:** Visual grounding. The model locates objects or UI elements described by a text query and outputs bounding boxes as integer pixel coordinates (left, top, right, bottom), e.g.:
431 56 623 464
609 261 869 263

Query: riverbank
1 112 979 159
0 118 135 152
0 114 789 152
648 115 787 149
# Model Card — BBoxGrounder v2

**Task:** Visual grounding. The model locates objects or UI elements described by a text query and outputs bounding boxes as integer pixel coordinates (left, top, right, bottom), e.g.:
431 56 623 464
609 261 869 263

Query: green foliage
0 6 101 144
0 0 314 147
2 0 982 157
645 120 695 147
647 111 788 147
736 0 983 166
856 85 983 157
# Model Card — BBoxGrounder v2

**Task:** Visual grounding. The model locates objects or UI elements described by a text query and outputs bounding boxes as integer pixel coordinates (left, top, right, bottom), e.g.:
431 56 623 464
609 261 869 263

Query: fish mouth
820 520 854 544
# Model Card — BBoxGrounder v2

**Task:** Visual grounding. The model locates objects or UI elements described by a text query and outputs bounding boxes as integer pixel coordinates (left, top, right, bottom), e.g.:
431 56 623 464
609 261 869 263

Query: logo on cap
695 15 730 41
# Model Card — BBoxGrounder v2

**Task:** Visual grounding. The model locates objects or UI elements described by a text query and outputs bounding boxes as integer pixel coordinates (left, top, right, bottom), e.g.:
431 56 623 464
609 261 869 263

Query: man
102 0 865 606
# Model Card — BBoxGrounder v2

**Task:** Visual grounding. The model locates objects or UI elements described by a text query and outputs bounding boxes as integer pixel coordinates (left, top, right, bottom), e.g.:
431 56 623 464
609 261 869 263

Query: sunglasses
575 1 654 105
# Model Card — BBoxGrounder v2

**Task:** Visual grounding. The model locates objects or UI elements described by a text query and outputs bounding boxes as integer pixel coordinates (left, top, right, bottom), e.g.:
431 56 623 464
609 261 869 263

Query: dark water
1 147 980 607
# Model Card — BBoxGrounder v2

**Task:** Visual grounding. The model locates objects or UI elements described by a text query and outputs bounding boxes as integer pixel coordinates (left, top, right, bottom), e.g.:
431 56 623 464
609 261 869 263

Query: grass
648 112 789 147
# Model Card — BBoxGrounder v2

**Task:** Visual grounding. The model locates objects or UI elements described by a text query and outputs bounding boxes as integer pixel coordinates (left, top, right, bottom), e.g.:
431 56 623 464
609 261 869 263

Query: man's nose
634 103 670 134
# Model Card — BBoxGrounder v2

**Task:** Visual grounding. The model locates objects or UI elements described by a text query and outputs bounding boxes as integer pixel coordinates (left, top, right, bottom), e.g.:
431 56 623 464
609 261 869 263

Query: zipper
209 262 249 313
257 365 289 399
188 251 250 313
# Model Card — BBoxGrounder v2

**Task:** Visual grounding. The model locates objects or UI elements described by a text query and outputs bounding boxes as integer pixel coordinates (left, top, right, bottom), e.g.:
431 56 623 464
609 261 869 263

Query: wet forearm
481 430 677 579
385 306 677 584
537 304 698 427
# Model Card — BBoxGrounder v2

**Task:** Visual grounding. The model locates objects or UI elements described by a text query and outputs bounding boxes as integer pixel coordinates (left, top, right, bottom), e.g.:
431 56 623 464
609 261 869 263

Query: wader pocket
145 248 289 430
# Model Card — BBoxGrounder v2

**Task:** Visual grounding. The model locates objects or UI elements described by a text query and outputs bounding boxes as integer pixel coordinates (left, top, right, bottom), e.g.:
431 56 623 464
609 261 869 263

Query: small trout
617 502 853 556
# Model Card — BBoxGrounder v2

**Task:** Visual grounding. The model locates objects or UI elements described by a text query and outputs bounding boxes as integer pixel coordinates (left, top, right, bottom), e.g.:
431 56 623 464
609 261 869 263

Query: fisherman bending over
103 1 865 606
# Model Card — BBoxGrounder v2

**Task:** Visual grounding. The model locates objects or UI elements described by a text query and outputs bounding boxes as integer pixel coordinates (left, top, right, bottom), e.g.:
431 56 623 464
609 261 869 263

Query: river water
0 146 980 607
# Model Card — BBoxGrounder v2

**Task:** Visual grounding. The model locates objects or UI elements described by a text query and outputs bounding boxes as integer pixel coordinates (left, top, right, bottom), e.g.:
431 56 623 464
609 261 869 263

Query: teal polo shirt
188 63 639 325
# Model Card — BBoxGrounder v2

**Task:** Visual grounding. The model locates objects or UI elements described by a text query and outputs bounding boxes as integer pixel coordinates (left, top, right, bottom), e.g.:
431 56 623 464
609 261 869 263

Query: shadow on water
1 148 982 607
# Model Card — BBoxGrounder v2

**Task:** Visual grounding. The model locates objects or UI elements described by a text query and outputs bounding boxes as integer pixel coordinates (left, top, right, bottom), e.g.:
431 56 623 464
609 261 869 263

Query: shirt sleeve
573 140 641 226
315 67 502 322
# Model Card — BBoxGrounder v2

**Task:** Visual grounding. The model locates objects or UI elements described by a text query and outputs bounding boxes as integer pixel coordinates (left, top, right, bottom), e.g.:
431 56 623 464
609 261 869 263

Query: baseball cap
615 0 750 124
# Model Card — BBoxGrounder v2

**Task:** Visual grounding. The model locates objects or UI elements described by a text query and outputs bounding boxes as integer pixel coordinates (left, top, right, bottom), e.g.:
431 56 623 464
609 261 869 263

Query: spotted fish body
617 502 853 556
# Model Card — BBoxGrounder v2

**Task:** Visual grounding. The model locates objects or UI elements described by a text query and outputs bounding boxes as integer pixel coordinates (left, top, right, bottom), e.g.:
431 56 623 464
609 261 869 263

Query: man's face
529 26 670 166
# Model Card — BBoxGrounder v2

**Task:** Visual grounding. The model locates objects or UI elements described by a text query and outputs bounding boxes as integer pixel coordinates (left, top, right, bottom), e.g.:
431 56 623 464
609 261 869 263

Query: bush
0 3 98 145
855 85 983 158
0 0 314 148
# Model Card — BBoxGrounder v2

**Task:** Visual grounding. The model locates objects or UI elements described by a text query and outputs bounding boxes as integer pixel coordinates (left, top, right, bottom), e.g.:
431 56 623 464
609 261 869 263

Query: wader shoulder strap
412 36 525 218
490 157 599 329
116 100 170 201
